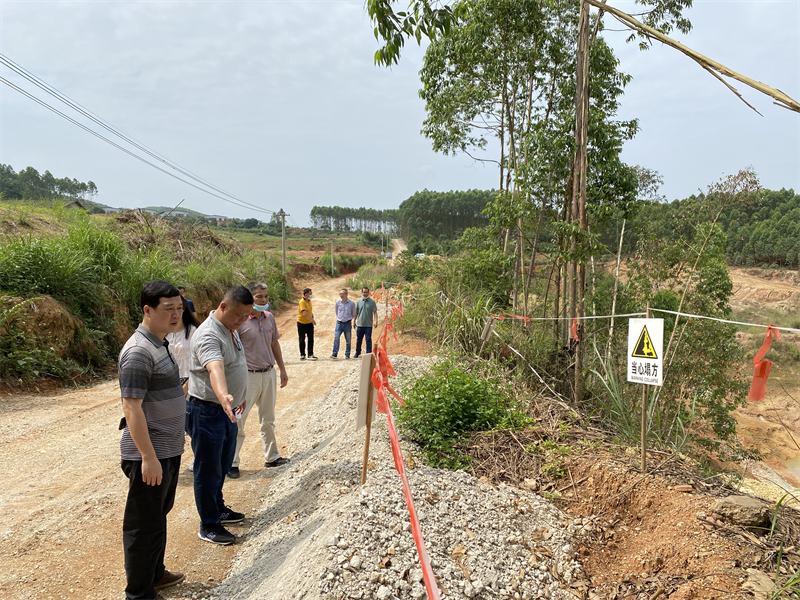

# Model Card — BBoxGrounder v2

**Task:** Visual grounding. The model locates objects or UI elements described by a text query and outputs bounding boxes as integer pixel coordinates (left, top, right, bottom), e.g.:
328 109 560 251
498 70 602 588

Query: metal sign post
627 305 663 471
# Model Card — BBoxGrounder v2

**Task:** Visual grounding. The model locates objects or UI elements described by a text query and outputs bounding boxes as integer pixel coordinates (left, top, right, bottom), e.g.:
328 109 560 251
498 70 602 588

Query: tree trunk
572 0 590 405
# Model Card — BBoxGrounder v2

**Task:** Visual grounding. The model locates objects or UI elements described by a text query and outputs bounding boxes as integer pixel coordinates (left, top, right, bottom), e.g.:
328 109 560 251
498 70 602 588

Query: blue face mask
254 303 269 312
308 295 314 300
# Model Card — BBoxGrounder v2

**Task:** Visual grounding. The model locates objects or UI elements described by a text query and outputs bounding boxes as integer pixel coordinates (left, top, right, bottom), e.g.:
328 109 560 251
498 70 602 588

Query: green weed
395 358 530 469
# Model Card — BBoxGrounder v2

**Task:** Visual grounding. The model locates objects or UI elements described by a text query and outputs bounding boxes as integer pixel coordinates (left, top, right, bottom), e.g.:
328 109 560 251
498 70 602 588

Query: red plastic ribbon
367 294 440 600
572 318 579 341
501 310 531 322
748 324 780 401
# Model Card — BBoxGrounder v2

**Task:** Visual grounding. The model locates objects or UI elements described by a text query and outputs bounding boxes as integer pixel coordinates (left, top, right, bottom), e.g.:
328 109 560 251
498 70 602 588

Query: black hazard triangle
631 325 658 359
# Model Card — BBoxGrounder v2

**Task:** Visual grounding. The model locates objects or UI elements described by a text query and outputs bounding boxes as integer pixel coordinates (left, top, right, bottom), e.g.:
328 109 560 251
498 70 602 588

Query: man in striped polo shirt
119 281 186 600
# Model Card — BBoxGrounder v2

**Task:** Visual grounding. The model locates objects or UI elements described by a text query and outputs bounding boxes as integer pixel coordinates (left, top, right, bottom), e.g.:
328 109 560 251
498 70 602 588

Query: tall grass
346 262 402 291
589 342 704 455
0 211 290 385
320 252 377 276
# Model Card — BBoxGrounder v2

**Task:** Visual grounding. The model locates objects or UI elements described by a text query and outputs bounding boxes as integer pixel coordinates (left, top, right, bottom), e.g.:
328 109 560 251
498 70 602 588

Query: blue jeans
332 321 352 357
355 326 373 357
185 400 237 529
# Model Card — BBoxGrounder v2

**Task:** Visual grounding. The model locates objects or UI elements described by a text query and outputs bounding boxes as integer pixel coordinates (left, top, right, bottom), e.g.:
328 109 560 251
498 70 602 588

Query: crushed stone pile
206 356 583 600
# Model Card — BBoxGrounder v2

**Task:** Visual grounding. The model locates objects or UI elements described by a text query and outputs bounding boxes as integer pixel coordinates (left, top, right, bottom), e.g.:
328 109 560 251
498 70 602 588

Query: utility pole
278 209 288 276
331 238 335 277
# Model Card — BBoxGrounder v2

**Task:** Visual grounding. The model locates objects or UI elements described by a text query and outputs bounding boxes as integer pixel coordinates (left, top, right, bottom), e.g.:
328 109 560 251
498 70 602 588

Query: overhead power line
0 54 273 216
1 75 273 215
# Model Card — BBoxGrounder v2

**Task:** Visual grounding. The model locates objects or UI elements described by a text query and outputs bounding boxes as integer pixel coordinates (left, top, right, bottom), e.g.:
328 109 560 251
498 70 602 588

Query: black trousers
121 455 181 600
297 321 314 357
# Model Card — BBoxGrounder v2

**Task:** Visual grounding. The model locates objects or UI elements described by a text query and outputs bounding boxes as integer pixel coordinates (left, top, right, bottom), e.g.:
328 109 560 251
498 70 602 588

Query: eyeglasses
230 331 242 351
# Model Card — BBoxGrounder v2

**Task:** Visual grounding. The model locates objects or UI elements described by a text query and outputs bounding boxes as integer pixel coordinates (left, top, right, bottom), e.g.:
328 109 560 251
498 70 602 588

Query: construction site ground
0 263 797 600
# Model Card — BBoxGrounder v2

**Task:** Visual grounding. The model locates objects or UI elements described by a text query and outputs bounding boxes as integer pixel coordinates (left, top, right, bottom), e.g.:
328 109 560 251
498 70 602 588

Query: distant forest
397 189 493 241
0 164 98 203
597 187 799 268
309 206 399 234
309 189 495 241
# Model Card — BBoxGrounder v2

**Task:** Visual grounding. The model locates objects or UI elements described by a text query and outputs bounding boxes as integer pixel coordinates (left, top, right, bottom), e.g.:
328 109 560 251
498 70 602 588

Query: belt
188 396 221 408
248 366 274 373
337 320 352 324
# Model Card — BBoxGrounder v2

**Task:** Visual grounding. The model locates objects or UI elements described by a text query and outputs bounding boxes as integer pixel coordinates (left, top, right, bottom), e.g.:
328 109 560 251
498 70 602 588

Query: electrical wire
0 54 273 215
0 75 274 215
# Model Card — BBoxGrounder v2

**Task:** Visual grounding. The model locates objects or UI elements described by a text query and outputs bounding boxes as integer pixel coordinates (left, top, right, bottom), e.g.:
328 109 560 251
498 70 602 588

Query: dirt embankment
728 267 800 314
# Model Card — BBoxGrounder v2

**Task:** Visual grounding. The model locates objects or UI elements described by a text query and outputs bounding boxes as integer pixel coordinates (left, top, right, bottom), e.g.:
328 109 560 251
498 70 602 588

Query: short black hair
303 288 312 295
177 286 186 292
223 285 254 306
141 280 180 310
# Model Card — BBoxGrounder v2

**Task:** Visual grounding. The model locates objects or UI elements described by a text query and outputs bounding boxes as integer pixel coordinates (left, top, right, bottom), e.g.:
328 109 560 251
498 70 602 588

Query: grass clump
320 252 378 276
0 205 291 385
395 358 530 469
0 297 96 383
346 262 402 291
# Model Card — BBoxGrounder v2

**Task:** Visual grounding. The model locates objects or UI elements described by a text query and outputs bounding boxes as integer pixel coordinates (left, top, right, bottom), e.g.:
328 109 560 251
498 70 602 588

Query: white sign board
627 318 664 386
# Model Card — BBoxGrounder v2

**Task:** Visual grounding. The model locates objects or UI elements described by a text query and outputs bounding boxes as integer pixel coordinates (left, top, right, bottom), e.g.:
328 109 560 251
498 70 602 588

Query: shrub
395 359 530 469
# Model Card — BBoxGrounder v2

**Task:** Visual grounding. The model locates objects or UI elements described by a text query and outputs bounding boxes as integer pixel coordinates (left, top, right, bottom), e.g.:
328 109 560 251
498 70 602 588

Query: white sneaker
307 355 318 361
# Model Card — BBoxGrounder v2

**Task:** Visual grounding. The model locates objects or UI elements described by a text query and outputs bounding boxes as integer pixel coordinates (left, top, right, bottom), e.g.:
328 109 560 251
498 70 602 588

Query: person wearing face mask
229 281 290 478
185 285 253 546
296 287 317 361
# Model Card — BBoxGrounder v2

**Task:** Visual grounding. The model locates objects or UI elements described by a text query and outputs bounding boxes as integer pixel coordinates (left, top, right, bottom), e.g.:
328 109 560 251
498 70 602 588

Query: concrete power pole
278 209 287 276
330 238 335 276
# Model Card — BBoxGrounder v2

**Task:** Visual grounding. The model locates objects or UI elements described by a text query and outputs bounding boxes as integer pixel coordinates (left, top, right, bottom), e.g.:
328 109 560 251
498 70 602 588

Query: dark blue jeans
355 326 373 357
185 400 237 529
121 455 181 600
332 321 352 356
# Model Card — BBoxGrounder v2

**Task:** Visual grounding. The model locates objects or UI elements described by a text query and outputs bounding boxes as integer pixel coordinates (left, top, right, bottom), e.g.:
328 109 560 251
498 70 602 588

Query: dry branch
583 0 800 114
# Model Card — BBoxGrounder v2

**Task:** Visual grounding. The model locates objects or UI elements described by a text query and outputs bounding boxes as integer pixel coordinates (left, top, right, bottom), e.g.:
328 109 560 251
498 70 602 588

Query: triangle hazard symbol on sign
631 325 658 359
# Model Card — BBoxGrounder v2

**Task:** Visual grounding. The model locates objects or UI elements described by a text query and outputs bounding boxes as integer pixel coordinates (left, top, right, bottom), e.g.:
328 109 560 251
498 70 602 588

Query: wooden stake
361 353 377 485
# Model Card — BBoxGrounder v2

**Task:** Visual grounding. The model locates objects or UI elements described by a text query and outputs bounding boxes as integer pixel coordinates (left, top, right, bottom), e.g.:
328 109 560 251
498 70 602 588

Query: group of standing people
118 281 288 600
117 281 382 600
295 286 379 361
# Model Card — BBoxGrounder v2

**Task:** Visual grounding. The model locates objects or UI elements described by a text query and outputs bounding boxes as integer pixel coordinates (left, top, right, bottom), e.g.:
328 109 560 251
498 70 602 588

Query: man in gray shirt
186 285 253 546
354 286 379 358
119 280 186 599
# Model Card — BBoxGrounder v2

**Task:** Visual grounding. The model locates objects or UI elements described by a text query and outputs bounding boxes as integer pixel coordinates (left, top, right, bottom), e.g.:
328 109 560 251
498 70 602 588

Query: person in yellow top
296 287 317 361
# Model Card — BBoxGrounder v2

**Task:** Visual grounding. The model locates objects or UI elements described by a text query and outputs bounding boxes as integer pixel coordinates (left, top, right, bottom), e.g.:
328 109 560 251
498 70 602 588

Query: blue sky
1 1 797 224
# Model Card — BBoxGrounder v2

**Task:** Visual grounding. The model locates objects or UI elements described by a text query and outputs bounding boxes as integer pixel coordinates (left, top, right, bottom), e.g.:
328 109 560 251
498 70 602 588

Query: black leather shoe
265 457 290 468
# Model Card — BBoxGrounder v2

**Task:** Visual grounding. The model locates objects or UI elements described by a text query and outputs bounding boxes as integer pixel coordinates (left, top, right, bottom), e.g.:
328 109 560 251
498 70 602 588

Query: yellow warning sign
631 326 658 359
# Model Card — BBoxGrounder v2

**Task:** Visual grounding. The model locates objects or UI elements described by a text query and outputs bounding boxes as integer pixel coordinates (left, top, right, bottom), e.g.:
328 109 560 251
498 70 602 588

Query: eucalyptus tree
418 0 638 322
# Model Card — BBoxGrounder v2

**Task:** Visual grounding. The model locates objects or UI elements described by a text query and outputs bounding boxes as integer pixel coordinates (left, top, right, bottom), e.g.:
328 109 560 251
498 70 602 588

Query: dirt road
0 275 397 600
